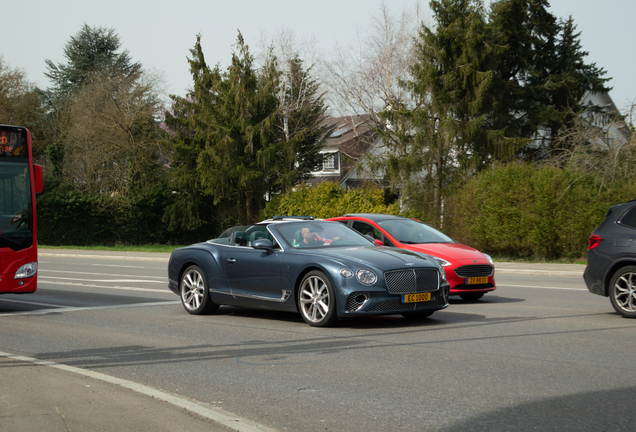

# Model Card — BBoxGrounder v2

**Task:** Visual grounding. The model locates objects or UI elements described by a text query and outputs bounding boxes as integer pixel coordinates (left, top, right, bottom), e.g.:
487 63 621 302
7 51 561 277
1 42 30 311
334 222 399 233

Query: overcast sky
4 0 635 112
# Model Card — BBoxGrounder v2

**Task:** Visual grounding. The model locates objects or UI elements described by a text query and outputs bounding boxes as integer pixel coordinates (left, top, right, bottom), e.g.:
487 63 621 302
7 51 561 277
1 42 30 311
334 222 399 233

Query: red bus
0 125 43 294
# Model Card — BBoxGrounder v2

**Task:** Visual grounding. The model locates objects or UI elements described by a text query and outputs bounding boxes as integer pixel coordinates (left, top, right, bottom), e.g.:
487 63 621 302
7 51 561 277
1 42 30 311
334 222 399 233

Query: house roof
320 115 378 153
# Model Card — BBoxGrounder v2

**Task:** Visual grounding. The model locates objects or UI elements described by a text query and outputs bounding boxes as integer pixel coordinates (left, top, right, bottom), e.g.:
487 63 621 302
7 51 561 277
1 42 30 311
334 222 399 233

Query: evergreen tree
39 24 160 195
164 34 280 226
489 1 609 155
164 34 329 228
44 24 141 97
273 56 328 193
381 0 508 226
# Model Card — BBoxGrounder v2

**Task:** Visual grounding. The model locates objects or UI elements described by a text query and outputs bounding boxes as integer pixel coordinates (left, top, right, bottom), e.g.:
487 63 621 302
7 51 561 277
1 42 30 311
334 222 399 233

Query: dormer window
323 153 338 170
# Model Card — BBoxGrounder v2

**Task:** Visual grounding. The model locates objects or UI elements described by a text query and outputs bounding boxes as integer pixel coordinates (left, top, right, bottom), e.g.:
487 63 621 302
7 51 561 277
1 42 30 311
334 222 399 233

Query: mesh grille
454 265 493 278
384 269 439 294
368 296 446 312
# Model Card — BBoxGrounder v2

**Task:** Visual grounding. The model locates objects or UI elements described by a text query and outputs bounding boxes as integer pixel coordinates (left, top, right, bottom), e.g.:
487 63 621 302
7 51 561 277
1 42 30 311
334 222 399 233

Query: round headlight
356 269 377 285
340 269 354 278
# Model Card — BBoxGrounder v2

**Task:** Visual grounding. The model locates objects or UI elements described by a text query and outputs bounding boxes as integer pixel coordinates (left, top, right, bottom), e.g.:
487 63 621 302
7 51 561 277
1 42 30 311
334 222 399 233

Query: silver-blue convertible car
168 217 450 326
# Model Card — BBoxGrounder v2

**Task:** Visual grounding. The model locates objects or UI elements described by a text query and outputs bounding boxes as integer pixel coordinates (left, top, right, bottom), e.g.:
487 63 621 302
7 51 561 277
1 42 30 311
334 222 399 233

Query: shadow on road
440 386 636 431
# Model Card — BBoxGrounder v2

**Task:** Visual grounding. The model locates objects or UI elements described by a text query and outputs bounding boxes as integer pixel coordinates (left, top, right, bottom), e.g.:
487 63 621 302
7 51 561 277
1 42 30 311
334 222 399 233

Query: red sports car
327 213 496 301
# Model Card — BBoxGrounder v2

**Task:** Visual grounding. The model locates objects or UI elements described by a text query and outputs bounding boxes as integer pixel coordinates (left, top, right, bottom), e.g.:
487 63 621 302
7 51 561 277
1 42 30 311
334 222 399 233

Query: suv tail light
588 234 602 250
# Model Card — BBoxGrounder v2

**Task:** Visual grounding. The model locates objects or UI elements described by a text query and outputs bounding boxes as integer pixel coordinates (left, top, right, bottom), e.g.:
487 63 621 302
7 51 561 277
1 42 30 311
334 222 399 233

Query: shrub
444 162 636 259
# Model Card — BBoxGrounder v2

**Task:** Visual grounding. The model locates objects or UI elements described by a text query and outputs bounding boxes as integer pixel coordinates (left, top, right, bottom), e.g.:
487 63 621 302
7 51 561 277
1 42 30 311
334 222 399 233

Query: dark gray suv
584 200 636 317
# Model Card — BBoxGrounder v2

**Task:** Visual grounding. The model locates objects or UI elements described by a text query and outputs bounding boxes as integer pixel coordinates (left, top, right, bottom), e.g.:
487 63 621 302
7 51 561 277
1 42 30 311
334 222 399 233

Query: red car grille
454 265 493 278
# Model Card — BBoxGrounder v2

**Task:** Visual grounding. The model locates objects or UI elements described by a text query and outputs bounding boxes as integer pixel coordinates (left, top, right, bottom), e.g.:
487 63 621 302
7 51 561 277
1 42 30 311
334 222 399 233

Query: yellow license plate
467 277 488 284
402 292 431 303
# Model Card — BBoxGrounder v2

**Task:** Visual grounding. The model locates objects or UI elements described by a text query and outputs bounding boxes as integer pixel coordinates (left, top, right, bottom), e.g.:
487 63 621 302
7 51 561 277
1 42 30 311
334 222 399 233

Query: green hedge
444 163 636 259
261 182 416 220
36 190 220 246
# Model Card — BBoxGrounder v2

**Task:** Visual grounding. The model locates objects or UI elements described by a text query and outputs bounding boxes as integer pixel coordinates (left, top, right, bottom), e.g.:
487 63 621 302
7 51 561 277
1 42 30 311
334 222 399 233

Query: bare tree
0 56 43 152
62 70 164 194
548 105 636 192
320 2 424 121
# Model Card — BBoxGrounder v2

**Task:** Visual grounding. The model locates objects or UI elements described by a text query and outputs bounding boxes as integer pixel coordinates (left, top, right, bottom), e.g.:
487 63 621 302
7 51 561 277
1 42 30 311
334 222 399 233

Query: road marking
499 284 586 291
0 298 65 308
40 276 166 284
39 252 169 262
38 280 171 293
40 269 166 279
0 300 181 317
0 351 276 432
92 264 145 269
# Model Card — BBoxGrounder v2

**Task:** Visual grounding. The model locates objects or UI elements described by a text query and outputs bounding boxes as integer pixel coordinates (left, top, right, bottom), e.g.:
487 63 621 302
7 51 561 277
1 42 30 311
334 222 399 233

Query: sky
4 0 635 113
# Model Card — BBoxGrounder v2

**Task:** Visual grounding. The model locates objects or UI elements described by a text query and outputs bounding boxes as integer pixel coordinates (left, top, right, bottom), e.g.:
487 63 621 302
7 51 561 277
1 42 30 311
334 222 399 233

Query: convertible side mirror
364 235 383 246
251 238 274 254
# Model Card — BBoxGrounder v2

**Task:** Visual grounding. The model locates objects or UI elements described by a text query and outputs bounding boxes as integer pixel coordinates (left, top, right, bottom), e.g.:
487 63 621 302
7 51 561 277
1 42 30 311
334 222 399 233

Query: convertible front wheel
298 271 338 327
180 265 219 315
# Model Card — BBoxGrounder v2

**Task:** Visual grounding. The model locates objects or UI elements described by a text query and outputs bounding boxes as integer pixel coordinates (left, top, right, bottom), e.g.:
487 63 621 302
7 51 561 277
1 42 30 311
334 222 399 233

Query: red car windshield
377 219 454 244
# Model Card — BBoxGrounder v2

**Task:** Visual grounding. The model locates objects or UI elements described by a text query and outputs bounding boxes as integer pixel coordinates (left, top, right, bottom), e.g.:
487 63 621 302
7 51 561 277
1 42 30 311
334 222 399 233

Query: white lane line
39 280 171 294
40 276 166 284
92 264 145 269
0 351 275 432
0 298 65 308
39 253 169 262
41 269 166 279
0 301 181 317
499 284 586 291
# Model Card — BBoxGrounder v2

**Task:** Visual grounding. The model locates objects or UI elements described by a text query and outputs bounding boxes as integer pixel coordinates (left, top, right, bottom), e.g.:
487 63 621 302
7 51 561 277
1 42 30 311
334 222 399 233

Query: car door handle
226 258 237 264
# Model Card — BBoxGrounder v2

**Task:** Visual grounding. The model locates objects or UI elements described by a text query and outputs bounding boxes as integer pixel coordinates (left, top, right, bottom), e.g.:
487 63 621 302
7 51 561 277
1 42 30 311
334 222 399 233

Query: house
307 115 385 188
528 90 632 153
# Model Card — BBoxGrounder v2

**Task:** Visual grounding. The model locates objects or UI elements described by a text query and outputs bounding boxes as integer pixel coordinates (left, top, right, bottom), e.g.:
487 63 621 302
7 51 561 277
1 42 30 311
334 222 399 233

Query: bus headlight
15 262 37 279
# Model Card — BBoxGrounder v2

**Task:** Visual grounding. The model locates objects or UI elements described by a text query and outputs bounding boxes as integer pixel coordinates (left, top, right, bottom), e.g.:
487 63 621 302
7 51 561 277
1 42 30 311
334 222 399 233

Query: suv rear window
619 206 636 228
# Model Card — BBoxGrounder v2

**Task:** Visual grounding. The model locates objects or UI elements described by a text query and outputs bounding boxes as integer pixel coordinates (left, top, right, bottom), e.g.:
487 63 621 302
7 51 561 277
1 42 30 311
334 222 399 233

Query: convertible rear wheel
609 266 636 318
298 270 338 327
180 265 219 315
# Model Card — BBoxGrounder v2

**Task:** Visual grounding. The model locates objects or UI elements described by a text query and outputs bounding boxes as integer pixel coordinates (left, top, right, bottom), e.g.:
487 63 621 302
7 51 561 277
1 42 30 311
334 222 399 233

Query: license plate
402 292 431 303
467 277 488 284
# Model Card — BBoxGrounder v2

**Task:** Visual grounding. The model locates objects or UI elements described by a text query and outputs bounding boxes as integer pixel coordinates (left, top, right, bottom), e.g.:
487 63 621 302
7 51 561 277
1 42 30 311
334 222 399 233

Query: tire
298 270 339 327
180 265 219 315
402 310 435 320
459 292 485 301
608 266 636 318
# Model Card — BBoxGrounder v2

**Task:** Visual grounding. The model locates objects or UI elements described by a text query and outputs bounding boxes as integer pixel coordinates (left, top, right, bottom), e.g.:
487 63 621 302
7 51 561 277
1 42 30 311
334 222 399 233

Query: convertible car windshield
275 221 372 248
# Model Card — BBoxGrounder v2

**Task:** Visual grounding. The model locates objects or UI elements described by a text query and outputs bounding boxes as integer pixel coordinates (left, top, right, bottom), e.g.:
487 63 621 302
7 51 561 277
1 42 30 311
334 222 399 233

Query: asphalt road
1 252 635 432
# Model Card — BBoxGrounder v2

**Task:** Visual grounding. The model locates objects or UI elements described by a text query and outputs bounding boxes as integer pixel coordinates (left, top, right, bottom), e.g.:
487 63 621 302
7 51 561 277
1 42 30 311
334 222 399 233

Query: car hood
304 246 436 270
399 242 488 262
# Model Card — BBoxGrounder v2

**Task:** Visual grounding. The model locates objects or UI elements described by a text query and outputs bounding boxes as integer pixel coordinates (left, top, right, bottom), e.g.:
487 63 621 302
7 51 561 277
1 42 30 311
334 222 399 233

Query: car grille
368 296 446 312
454 265 493 278
384 269 439 294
